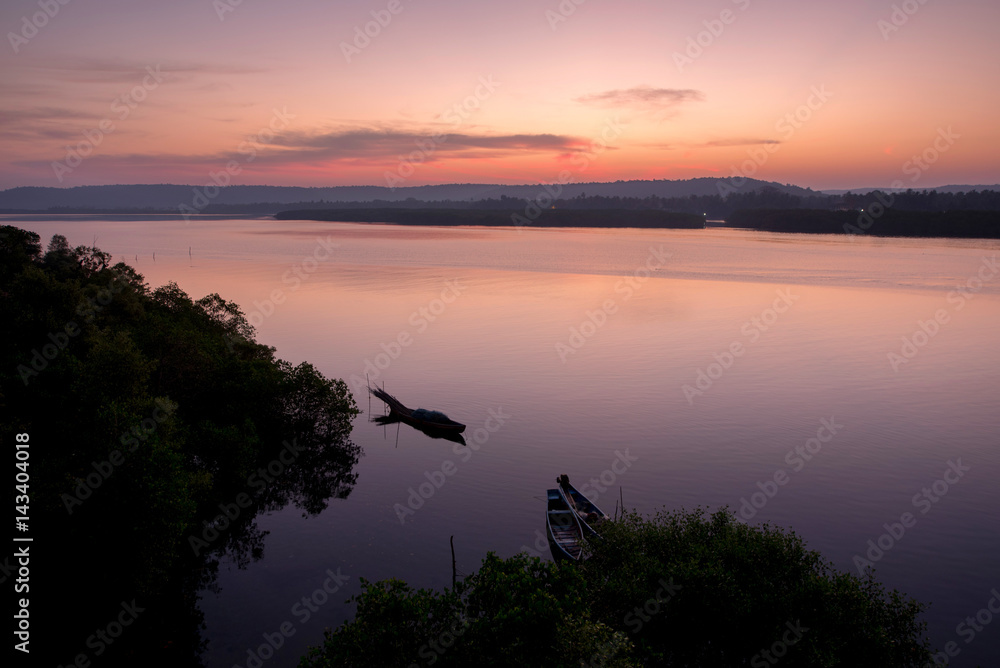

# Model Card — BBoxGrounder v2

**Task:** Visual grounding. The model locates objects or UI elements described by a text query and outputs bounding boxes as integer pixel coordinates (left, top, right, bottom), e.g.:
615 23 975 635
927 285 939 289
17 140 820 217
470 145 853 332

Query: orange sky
1 0 997 190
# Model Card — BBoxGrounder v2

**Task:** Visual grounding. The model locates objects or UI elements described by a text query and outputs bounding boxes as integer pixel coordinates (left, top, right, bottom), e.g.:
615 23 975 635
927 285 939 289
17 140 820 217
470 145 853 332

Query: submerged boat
557 474 610 538
546 488 584 561
369 386 466 433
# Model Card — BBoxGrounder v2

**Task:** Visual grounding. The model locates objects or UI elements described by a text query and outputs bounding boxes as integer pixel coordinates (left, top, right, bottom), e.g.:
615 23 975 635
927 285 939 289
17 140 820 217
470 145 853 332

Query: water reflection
15 217 999 667
371 412 468 446
368 385 468 446
44 427 362 667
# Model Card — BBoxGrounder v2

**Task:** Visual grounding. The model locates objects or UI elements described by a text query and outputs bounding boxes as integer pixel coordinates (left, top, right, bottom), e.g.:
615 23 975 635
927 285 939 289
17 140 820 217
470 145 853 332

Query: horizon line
3 178 999 194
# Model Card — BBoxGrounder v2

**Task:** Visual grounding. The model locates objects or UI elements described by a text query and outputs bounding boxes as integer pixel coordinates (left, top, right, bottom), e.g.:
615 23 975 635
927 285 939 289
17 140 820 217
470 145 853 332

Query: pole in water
450 535 457 588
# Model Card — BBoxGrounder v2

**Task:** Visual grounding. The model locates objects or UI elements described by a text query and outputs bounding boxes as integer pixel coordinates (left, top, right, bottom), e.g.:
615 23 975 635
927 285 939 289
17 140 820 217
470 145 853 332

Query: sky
1 0 998 191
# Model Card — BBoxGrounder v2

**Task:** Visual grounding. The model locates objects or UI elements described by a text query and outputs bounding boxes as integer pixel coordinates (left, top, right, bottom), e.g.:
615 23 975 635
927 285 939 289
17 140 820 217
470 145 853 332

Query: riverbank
273 208 706 228
273 206 1000 238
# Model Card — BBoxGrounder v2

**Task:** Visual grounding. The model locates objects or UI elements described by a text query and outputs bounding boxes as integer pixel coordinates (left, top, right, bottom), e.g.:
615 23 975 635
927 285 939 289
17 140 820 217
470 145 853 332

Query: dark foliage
299 553 637 668
728 208 1000 238
301 508 933 668
274 207 706 228
1 225 361 666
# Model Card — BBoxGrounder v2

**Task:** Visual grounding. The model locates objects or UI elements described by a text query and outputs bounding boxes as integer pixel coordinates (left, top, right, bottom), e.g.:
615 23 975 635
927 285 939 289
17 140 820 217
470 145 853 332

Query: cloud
698 138 781 147
0 107 100 142
268 127 585 161
575 86 705 109
8 125 588 177
0 107 95 126
641 138 782 151
16 57 265 85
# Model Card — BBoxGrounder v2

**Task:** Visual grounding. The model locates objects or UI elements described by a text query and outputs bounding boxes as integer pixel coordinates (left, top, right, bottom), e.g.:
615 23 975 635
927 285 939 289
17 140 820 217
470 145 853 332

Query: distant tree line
274 187 999 237
14 188 1000 218
838 188 1000 212
727 208 1000 238
274 207 705 229
263 187 1000 218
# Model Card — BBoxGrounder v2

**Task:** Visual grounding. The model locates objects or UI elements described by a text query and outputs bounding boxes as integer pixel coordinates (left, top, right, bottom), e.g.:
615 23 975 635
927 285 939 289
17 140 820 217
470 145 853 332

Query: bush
300 553 637 668
585 508 931 666
302 508 933 667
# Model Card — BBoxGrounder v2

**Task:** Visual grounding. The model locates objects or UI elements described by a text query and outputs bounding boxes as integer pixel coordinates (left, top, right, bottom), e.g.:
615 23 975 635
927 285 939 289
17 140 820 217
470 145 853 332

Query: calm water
10 215 1000 667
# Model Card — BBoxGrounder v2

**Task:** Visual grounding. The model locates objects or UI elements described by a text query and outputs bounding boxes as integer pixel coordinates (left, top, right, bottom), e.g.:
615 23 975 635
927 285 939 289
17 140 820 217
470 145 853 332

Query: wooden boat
546 488 584 562
557 474 610 538
371 412 466 445
369 386 466 433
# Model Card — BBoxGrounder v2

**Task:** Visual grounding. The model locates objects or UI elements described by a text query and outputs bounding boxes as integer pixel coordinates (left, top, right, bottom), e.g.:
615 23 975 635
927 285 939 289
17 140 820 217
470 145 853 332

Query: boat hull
371 413 467 445
546 488 584 561
558 477 610 538
369 386 467 433
402 414 466 433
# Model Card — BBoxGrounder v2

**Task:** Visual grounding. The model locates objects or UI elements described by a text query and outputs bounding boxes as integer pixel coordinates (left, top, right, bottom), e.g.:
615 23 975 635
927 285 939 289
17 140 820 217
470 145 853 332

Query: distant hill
0 178 815 212
821 184 1000 195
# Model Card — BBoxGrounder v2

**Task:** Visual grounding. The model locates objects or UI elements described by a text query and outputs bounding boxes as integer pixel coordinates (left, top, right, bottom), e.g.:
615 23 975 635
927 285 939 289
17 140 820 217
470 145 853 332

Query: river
9 214 1000 667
